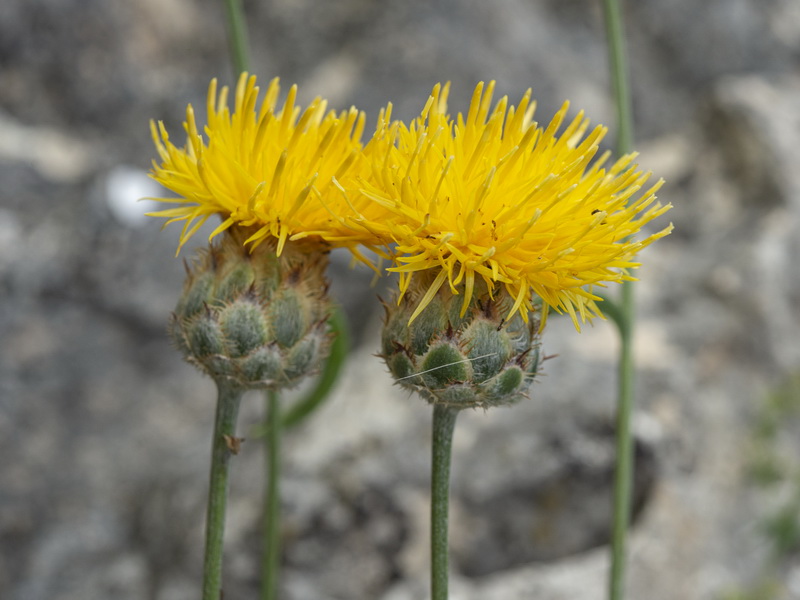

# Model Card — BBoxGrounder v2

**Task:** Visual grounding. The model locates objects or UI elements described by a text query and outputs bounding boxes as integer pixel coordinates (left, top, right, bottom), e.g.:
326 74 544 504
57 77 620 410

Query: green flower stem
202 380 244 600
602 0 634 158
610 280 635 600
601 1 636 599
260 310 347 596
222 0 250 75
431 404 459 600
261 390 281 600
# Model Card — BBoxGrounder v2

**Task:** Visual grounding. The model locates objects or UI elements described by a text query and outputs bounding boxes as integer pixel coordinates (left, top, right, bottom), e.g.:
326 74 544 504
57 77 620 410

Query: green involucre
170 227 331 390
382 276 542 409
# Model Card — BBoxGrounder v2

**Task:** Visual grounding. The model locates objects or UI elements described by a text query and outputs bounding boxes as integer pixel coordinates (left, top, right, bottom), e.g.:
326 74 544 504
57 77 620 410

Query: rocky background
2 0 800 599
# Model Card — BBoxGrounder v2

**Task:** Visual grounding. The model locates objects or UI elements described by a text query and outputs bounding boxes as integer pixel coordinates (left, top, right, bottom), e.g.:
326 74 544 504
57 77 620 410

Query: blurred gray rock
2 1 800 599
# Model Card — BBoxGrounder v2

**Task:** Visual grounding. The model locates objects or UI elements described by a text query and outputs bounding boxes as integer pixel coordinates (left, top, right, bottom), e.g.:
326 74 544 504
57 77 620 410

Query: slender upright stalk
601 1 636 599
610 280 635 600
602 0 634 158
222 0 250 75
261 390 282 600
202 380 244 600
431 405 459 600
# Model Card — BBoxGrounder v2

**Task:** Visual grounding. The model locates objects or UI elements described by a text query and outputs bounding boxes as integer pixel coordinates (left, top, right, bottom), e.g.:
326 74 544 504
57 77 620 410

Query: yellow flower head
148 72 370 256
357 81 673 328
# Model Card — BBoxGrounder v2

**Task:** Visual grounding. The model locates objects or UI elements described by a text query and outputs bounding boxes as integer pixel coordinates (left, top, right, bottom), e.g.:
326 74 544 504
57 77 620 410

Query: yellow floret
350 82 672 328
147 73 374 256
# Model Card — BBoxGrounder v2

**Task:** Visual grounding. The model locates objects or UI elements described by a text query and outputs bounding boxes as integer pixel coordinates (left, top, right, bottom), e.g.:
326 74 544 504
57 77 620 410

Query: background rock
2 0 800 598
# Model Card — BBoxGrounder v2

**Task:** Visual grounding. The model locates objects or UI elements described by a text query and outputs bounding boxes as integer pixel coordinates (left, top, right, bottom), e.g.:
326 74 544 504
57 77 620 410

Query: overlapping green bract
170 227 331 390
382 274 542 409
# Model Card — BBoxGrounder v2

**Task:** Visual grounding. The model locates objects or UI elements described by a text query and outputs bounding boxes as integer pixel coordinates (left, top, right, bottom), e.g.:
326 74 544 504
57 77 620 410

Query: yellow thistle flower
356 81 673 329
148 72 371 257
147 73 374 389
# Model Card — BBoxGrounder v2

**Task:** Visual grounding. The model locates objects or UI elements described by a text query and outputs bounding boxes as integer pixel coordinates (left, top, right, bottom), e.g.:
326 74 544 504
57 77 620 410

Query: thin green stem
602 1 636 599
202 380 244 600
431 405 459 600
261 390 281 600
222 0 250 75
602 0 634 158
610 280 635 600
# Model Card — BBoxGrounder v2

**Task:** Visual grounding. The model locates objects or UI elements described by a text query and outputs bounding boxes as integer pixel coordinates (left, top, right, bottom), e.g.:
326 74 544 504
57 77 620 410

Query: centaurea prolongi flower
359 82 672 407
148 73 369 389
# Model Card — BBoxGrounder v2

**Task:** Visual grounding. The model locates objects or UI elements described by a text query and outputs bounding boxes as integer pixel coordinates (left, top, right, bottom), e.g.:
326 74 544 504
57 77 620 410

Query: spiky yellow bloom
148 72 372 256
356 82 673 328
148 73 377 389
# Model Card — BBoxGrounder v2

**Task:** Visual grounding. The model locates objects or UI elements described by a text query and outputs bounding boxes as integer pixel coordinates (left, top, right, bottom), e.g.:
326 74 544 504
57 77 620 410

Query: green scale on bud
382 275 542 409
170 227 332 390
